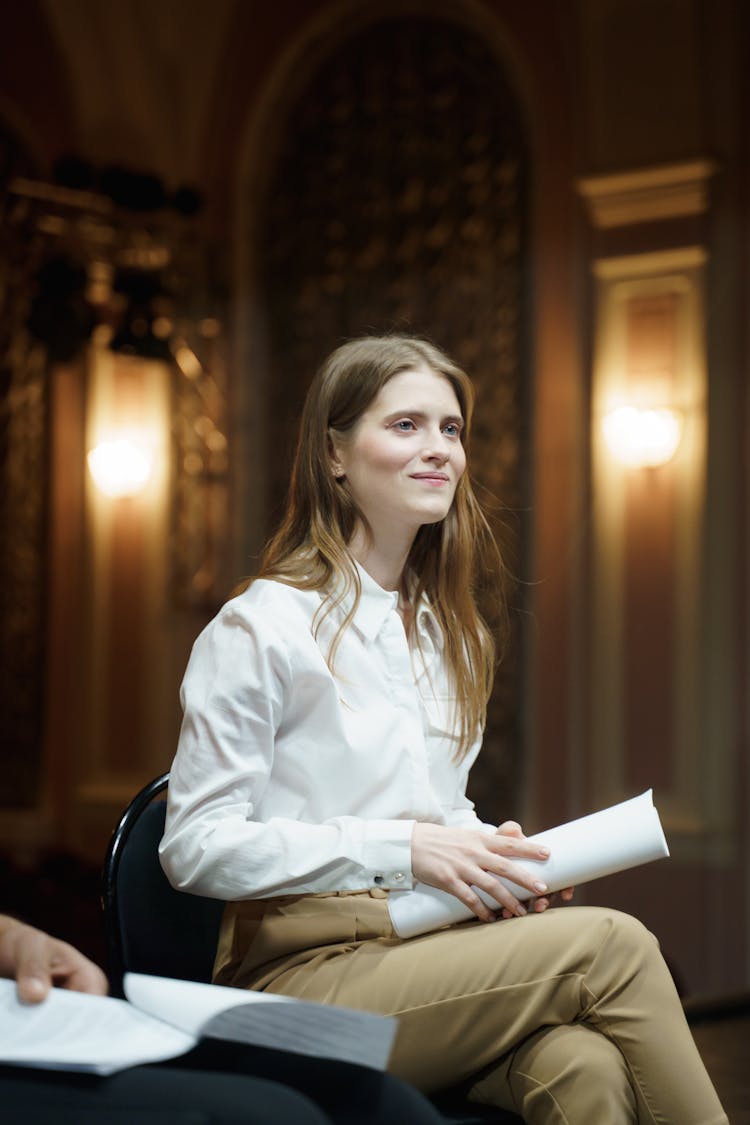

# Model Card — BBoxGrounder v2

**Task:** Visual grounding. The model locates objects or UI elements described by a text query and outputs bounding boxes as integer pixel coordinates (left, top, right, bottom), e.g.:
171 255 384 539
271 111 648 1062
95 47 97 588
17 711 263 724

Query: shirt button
392 872 406 883
374 874 384 885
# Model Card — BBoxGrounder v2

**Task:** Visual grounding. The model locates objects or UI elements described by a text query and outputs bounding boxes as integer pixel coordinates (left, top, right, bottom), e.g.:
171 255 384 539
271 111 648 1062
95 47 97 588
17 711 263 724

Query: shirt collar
347 561 400 642
325 560 442 648
415 601 443 650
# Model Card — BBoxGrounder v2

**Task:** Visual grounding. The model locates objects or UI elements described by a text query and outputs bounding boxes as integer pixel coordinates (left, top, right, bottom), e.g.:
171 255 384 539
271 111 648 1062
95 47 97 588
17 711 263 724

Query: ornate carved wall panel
0 144 228 849
0 125 47 810
259 17 529 820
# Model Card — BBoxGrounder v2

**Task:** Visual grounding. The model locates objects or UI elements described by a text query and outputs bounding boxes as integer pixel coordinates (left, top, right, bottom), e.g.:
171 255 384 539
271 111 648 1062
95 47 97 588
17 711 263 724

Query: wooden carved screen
260 17 529 819
0 127 48 810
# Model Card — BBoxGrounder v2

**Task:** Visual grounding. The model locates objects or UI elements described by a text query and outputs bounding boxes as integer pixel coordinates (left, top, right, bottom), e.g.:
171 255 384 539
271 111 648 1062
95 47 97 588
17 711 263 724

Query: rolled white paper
388 789 669 940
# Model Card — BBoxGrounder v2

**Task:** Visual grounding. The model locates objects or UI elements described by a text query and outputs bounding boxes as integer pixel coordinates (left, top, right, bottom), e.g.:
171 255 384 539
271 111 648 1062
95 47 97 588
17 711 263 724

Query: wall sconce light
87 433 155 497
602 405 683 468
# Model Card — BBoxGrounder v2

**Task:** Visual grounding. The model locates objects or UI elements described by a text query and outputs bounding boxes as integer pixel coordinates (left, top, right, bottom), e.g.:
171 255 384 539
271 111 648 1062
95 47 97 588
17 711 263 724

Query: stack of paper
0 972 397 1075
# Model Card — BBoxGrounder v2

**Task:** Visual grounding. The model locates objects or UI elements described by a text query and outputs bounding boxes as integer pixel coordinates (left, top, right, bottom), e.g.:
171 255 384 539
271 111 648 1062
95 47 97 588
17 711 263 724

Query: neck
348 524 413 594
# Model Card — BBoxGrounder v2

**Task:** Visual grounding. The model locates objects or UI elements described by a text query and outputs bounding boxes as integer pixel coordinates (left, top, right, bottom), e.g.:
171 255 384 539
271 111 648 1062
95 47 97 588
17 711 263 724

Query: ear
327 432 346 480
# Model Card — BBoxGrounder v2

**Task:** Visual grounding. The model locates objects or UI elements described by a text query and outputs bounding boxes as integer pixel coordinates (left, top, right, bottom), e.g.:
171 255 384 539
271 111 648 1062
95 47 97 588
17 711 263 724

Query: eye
392 418 416 432
443 421 463 439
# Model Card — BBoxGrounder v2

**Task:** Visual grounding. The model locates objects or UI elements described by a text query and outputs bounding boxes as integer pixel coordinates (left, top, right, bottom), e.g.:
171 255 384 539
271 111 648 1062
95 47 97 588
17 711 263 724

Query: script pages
0 972 397 1075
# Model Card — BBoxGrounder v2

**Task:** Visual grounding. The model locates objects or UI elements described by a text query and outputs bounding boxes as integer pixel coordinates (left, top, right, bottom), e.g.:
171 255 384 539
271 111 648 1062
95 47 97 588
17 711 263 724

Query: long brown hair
245 334 507 758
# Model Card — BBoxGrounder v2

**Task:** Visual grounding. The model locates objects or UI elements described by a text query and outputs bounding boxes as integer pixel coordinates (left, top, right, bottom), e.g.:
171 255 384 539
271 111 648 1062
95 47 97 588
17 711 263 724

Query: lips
410 472 450 484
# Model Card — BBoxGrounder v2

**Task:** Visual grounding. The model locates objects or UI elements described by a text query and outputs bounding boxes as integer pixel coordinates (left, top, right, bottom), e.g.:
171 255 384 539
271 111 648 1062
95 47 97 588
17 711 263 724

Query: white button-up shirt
159 565 485 900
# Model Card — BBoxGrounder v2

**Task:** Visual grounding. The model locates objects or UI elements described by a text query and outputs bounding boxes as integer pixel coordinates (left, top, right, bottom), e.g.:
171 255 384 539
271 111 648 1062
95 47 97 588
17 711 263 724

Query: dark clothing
0 1042 463 1125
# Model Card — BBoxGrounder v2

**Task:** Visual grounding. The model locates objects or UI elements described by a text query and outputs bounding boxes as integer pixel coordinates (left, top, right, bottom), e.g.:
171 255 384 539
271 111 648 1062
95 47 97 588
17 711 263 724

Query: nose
421 430 451 465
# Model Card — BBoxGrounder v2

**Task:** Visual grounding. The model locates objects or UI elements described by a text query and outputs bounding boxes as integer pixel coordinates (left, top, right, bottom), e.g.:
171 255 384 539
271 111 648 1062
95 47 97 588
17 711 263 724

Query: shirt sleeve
439 730 496 831
159 601 415 900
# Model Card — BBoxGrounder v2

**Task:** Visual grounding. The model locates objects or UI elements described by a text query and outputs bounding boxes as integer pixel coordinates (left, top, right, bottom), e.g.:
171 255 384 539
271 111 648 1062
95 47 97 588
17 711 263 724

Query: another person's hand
411 820 554 923
0 914 108 1002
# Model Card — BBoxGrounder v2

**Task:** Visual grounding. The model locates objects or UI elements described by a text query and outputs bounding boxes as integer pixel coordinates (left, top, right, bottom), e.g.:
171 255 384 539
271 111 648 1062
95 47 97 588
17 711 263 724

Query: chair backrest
102 771 225 997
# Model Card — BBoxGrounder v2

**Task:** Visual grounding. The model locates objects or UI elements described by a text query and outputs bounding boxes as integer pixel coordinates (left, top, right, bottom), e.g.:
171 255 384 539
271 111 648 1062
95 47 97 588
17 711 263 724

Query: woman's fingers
496 820 524 837
489 830 551 863
448 856 540 921
451 882 502 924
482 837 550 899
528 887 575 915
410 822 554 922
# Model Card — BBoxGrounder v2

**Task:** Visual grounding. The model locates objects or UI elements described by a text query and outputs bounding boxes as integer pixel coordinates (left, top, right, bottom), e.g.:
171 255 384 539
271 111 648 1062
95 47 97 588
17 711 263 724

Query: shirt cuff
362 819 415 890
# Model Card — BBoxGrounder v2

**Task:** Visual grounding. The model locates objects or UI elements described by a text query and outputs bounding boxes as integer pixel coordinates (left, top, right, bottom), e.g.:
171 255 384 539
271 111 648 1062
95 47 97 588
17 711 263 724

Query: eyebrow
383 409 464 426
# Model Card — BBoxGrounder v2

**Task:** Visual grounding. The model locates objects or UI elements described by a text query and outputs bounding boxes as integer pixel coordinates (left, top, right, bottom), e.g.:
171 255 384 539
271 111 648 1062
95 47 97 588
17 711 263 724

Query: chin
415 506 452 526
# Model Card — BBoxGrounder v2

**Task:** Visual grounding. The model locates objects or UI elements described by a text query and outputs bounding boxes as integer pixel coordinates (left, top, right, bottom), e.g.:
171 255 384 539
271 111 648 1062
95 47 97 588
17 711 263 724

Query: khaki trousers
214 893 727 1125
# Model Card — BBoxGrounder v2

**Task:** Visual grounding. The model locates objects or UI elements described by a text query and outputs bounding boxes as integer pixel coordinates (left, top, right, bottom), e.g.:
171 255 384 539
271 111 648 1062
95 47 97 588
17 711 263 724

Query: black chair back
102 771 224 997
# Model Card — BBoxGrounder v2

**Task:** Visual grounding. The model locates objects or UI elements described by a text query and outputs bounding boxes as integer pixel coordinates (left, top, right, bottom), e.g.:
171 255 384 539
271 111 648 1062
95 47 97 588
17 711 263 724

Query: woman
161 335 727 1124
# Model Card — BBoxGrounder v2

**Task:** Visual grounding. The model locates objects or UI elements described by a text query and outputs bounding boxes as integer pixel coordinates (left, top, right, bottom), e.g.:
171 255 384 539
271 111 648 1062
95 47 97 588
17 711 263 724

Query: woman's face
332 365 467 544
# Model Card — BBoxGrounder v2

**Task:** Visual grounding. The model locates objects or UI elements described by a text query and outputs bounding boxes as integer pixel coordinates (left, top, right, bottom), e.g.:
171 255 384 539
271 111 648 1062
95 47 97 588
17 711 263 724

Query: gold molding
578 160 718 229
593 246 707 280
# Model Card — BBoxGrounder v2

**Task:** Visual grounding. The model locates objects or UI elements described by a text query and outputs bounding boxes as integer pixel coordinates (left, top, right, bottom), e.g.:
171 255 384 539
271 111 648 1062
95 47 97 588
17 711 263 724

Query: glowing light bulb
602 406 682 468
87 437 154 497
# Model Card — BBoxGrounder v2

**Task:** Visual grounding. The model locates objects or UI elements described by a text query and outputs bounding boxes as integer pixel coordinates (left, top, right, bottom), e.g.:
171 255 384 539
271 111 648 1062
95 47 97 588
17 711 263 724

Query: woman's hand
0 915 108 1002
493 822 575 919
525 886 575 915
411 820 554 923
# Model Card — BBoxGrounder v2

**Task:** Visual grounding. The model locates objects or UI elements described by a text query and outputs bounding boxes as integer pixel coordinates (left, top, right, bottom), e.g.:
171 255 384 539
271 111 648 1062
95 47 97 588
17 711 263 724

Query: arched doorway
253 15 531 818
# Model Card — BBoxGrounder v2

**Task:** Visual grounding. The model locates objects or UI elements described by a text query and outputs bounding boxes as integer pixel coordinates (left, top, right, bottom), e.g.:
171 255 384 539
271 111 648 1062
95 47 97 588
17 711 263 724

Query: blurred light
199 317 221 338
602 406 683 468
87 436 154 497
175 344 202 379
152 316 173 339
